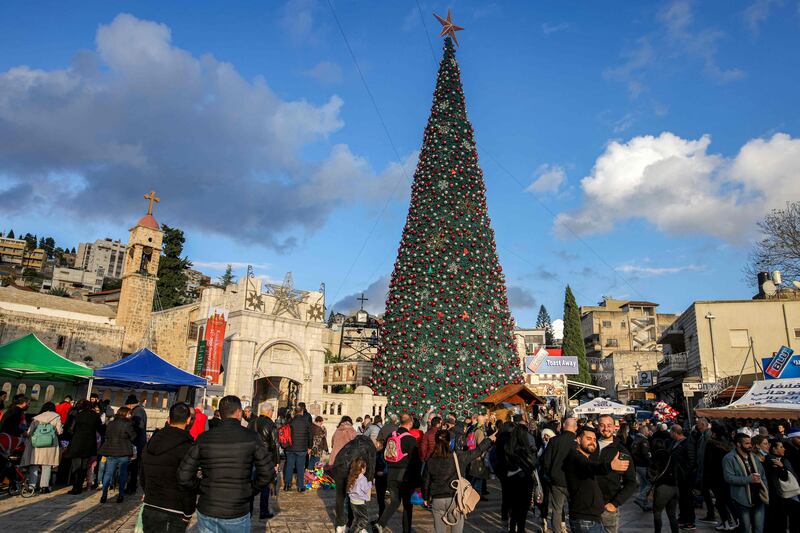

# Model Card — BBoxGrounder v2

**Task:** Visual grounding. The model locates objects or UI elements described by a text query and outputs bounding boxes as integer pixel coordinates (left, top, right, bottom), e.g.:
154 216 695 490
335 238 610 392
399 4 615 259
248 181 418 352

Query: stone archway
253 340 311 412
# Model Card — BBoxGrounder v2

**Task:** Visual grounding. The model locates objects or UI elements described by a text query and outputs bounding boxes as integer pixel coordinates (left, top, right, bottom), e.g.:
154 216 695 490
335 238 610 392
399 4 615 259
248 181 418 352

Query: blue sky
1 1 799 327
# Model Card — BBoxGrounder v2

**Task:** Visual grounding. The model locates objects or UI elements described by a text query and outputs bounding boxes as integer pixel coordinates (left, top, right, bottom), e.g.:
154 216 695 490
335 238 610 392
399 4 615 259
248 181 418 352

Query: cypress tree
562 285 591 383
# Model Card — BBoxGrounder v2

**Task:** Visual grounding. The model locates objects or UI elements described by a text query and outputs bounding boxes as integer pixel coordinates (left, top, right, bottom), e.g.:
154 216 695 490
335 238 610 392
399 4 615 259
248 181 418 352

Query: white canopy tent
573 397 635 416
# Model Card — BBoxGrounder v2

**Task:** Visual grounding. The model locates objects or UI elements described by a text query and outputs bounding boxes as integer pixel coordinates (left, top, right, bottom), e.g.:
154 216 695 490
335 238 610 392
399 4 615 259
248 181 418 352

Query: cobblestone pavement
0 482 721 532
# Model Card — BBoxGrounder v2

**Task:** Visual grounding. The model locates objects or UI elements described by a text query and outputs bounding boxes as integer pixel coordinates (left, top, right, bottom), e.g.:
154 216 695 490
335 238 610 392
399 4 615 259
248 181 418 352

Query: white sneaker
335 527 345 533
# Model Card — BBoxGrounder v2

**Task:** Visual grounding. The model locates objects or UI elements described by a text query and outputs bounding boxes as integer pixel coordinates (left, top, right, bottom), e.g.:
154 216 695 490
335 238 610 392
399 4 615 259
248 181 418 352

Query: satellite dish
762 280 777 297
793 280 800 290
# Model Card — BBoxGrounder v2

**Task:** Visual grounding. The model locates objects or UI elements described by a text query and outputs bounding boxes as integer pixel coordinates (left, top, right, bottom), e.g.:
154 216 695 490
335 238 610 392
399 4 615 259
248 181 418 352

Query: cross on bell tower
357 293 369 311
116 190 165 354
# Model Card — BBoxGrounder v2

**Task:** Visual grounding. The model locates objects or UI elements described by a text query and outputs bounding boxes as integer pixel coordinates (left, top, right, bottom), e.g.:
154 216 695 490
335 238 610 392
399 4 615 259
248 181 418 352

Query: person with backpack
21 401 62 493
422 428 496 533
97 406 137 503
649 435 680 533
329 416 357 465
467 413 490 496
283 405 313 492
330 435 377 533
375 413 421 533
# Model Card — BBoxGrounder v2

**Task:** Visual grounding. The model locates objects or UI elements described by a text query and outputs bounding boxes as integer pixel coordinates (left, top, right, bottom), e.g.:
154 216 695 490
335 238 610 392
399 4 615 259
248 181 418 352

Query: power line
415 0 439 68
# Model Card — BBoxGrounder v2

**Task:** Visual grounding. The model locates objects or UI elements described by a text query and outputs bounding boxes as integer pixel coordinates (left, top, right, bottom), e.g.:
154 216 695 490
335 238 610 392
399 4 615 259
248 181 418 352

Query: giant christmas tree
372 33 521 416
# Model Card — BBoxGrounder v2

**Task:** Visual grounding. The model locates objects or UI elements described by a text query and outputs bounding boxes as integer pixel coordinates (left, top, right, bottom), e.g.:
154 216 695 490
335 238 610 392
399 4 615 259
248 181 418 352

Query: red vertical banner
203 311 227 384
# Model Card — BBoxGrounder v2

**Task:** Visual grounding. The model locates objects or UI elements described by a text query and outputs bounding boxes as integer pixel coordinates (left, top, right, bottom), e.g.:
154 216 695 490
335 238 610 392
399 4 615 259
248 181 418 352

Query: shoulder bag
442 451 481 525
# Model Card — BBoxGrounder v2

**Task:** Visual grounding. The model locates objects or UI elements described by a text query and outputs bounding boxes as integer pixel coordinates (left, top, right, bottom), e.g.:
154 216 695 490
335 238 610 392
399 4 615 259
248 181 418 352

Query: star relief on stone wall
267 272 305 320
307 303 324 322
245 291 265 312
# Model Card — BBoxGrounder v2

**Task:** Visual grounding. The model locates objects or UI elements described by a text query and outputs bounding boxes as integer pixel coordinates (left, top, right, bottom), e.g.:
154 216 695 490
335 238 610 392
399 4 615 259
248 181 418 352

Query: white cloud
281 0 318 43
551 319 564 341
541 22 569 36
605 1 743 98
304 61 343 84
743 0 781 36
526 164 566 194
615 263 705 276
333 275 390 316
554 132 800 243
0 14 411 251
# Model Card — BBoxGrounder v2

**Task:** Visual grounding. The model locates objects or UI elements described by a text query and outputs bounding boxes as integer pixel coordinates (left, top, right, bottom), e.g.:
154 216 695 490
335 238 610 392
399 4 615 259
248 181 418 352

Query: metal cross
357 293 369 311
144 190 160 215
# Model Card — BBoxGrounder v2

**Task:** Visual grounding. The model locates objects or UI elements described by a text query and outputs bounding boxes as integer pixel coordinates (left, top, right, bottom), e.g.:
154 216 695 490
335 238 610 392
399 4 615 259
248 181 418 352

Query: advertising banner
202 309 228 384
525 355 579 374
730 377 800 409
762 346 799 379
194 339 207 376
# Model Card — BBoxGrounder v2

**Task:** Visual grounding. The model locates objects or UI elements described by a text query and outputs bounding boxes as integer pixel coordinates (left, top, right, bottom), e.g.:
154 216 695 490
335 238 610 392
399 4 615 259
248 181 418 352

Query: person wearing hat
124 394 148 494
784 427 800 478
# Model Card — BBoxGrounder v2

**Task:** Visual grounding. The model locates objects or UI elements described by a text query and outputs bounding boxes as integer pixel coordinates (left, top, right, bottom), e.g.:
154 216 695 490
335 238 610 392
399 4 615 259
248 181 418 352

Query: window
602 321 612 328
16 383 26 395
188 322 199 340
57 335 66 349
794 328 800 339
30 384 41 401
729 329 750 348
605 338 619 347
621 321 626 328
44 385 55 402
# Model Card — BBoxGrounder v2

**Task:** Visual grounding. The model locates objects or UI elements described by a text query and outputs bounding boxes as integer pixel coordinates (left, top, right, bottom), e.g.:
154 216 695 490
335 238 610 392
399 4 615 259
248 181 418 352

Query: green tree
563 285 591 383
22 233 36 249
371 38 521 416
102 277 122 291
5 229 13 239
70 246 76 254
47 287 71 297
42 237 56 259
156 224 191 310
218 264 236 288
536 304 555 346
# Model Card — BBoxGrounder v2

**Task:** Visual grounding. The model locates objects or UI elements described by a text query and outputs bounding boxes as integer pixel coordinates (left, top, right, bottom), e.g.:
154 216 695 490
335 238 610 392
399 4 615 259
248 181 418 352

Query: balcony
657 352 688 378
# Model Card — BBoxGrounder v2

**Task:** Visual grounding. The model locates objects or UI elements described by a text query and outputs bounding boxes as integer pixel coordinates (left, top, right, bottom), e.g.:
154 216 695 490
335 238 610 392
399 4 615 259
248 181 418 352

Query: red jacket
189 408 208 440
56 401 72 424
420 426 438 461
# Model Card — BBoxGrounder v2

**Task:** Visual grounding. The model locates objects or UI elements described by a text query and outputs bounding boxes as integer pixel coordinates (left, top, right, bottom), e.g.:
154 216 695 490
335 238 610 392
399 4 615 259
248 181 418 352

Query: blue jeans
28 465 52 488
569 519 606 533
284 451 306 490
309 455 320 469
471 477 485 494
732 501 764 533
102 456 130 498
636 466 651 507
196 510 251 533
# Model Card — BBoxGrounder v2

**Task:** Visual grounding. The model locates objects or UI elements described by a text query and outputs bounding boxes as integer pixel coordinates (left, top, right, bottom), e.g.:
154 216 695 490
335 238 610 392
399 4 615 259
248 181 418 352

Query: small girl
346 457 373 533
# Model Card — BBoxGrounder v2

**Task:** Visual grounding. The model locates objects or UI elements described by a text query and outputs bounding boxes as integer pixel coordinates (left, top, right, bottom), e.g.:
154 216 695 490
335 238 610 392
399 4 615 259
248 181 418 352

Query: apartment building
0 236 45 270
76 238 127 280
580 298 678 398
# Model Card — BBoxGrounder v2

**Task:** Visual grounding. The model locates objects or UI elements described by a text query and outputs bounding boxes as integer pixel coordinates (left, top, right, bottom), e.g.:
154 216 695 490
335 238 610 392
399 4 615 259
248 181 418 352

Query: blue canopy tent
93 347 207 391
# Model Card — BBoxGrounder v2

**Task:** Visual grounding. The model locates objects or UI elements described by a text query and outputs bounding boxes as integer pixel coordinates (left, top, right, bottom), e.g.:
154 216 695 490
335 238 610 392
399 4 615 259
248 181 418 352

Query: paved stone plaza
0 481 720 532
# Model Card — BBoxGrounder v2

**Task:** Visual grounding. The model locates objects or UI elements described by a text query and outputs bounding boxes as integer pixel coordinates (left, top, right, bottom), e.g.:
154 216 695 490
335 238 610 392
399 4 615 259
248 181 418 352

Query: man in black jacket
564 426 630 533
670 424 696 530
249 401 279 520
0 395 28 436
542 417 577 533
177 395 274 532
284 405 312 492
375 414 421 533
590 415 637 533
331 435 377 533
140 403 196 532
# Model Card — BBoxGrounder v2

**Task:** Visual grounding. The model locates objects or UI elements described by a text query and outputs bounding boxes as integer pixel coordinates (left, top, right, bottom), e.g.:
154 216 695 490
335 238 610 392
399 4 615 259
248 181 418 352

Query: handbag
778 469 800 499
442 452 481 525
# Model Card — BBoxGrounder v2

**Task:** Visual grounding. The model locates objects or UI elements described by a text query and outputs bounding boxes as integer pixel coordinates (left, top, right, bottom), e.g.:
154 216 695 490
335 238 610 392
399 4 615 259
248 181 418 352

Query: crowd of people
1 388 800 533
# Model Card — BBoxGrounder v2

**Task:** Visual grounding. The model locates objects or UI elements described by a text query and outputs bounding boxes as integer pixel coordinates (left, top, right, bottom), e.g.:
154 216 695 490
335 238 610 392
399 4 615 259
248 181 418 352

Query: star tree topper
434 9 464 46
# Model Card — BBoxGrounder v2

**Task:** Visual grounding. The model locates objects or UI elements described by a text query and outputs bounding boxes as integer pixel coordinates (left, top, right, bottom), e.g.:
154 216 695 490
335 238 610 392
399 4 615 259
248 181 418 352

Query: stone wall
117 274 157 353
0 309 124 365
151 303 200 370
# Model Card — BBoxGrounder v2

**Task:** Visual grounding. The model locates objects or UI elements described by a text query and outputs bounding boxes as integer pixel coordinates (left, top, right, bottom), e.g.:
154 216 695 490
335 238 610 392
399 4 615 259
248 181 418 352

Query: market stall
93 347 206 390
572 397 635 416
479 383 545 422
695 377 800 420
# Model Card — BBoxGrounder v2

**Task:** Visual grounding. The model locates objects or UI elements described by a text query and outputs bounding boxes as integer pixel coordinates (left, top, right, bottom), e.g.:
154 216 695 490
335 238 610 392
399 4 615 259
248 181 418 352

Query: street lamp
705 313 718 383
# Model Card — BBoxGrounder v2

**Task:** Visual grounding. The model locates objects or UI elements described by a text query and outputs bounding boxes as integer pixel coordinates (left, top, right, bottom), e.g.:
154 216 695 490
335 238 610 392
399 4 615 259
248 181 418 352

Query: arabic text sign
730 377 800 409
525 356 579 375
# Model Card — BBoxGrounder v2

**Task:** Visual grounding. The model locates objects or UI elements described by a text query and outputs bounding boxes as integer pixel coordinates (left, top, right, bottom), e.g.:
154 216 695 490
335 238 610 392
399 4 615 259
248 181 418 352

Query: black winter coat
331 435 377 481
541 430 576 488
249 415 279 462
98 417 137 457
0 406 26 436
286 416 313 453
422 438 492 500
66 409 103 459
590 438 637 508
177 419 275 519
671 437 696 484
564 449 613 522
140 425 197 516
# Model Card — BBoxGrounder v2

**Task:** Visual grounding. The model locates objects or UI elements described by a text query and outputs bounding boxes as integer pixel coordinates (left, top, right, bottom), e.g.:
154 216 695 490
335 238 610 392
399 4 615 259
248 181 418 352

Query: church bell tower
117 191 163 354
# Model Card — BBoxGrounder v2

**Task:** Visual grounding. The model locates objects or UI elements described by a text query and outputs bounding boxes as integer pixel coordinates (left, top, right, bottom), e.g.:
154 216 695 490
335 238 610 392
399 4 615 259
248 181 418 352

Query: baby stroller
0 433 34 497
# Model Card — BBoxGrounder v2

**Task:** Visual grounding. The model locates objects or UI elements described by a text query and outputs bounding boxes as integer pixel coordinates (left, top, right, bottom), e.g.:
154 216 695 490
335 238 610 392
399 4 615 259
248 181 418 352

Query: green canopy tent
0 333 93 382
